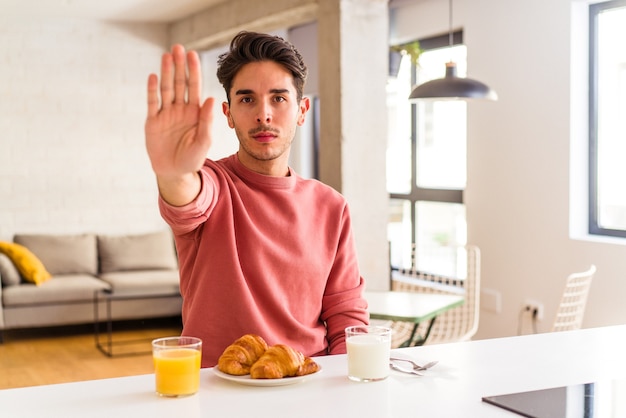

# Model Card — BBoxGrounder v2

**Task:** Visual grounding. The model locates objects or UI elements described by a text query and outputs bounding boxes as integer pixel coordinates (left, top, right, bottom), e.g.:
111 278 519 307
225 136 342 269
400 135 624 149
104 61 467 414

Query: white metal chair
387 245 481 348
551 265 596 332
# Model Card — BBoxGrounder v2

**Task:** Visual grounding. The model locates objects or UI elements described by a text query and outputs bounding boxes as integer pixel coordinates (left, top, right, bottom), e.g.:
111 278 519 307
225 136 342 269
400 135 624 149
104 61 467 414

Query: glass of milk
345 325 392 382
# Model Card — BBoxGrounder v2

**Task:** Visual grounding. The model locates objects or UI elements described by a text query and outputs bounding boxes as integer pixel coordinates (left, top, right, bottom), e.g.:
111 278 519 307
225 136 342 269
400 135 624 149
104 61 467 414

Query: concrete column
317 0 390 289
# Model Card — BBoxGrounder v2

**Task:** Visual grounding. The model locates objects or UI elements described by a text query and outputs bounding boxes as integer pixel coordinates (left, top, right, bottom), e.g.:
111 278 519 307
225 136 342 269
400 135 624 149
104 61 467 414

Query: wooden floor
0 317 182 390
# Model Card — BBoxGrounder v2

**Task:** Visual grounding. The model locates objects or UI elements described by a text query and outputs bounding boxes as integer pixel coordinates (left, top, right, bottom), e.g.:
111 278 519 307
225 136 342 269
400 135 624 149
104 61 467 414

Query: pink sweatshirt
159 154 369 367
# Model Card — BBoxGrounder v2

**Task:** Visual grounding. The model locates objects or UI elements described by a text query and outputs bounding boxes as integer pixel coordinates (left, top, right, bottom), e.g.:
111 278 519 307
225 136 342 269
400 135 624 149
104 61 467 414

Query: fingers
159 52 174 107
159 44 186 108
150 44 201 115
198 97 215 132
146 73 160 118
173 45 187 104
187 50 202 106
197 97 215 148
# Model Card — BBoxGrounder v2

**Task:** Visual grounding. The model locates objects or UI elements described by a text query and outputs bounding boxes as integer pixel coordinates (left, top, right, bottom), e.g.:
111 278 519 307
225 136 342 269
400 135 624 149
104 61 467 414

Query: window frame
588 0 626 238
389 30 465 255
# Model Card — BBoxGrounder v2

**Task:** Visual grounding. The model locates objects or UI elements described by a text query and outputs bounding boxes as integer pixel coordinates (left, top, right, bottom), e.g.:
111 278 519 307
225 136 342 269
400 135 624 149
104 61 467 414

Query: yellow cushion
0 241 52 286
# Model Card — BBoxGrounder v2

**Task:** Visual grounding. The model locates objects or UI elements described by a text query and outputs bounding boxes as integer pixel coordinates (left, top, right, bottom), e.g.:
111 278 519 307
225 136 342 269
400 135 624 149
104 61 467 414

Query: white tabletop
365 290 464 322
2 325 625 417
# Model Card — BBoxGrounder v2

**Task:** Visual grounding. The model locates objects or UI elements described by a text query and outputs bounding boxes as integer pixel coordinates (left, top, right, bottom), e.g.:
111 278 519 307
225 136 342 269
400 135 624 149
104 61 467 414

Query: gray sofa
0 230 182 341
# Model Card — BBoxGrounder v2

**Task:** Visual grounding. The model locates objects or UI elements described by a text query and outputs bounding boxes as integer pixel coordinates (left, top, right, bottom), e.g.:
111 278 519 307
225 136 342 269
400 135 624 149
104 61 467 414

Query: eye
240 97 253 103
273 96 286 103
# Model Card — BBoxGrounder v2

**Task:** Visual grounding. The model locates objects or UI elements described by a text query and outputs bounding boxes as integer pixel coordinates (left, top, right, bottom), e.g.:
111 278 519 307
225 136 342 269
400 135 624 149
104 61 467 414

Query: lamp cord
448 0 453 47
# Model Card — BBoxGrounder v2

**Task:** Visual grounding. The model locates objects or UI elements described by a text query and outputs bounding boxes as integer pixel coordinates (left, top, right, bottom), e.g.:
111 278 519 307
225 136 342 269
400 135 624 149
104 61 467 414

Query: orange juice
153 348 201 396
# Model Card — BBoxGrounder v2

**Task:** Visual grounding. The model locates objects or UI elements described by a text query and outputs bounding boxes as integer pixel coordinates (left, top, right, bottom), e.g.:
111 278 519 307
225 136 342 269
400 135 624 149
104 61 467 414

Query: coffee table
93 287 181 357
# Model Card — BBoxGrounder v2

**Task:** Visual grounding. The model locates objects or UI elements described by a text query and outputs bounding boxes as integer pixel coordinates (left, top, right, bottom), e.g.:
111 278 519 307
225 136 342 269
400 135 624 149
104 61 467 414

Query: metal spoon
389 362 423 376
390 357 438 371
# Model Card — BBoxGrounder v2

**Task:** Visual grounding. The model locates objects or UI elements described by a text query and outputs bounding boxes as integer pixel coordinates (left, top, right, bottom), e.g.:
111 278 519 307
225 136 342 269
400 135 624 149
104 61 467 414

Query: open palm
145 45 214 180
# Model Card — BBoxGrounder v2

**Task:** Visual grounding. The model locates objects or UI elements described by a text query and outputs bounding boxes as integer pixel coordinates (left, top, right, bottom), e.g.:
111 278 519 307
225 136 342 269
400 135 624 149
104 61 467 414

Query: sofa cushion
98 270 180 293
0 252 22 286
13 234 98 276
98 230 177 273
0 241 52 286
1 274 110 306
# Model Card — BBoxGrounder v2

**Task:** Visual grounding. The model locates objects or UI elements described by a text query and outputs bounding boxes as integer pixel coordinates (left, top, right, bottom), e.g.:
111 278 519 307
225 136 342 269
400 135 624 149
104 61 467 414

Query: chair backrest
551 265 596 332
390 245 481 345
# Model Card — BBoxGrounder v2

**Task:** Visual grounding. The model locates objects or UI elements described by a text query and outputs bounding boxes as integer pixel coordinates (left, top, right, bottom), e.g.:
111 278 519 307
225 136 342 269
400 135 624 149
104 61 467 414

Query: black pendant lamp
408 0 497 101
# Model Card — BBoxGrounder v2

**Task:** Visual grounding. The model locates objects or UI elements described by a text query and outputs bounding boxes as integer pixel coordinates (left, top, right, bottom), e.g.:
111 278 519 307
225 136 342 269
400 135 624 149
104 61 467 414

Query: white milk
346 334 391 381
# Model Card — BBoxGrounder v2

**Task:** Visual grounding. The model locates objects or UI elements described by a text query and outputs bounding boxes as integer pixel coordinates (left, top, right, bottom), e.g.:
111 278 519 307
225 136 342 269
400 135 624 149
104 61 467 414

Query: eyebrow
234 88 291 96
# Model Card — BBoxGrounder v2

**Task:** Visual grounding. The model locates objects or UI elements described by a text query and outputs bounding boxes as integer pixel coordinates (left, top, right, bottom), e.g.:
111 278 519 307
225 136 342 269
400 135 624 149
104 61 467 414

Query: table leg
105 297 113 356
400 324 420 348
419 316 438 345
94 291 114 357
399 316 439 347
93 291 100 348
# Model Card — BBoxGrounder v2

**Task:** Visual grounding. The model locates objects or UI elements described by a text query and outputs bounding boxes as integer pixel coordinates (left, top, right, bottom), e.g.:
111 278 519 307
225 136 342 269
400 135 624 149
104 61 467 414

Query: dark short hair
216 31 308 103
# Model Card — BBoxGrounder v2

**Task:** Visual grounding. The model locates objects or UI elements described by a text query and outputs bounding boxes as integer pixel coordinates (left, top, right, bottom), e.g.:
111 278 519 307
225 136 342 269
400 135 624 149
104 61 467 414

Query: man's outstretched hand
145 44 214 206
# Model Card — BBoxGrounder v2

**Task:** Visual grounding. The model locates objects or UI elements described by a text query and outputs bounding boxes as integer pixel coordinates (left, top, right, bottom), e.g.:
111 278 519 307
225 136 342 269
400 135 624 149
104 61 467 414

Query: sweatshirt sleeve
320 204 369 354
158 166 219 235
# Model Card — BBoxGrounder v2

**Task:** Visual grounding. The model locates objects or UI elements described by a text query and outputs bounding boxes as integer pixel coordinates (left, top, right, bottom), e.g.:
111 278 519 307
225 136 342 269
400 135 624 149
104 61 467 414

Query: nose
256 102 272 123
256 114 271 123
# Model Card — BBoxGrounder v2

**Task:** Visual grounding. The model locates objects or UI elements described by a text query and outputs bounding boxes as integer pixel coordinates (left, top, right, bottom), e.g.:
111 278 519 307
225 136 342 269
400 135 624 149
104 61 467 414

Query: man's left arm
320 205 369 354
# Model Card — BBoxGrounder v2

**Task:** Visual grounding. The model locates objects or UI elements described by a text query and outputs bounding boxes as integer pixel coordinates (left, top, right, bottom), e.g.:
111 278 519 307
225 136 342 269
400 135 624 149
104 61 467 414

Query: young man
145 31 368 367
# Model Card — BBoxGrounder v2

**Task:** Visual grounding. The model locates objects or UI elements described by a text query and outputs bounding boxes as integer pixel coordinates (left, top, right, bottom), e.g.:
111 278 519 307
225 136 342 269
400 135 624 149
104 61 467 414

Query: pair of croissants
217 334 320 379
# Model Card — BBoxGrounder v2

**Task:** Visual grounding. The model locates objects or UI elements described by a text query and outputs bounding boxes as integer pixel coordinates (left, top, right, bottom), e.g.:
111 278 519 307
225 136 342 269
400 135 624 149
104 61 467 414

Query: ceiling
2 0 424 21
1 0 229 22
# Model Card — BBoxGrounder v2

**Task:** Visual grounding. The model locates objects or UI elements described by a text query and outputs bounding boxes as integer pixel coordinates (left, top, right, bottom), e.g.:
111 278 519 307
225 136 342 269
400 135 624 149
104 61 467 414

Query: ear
297 97 311 127
222 101 234 128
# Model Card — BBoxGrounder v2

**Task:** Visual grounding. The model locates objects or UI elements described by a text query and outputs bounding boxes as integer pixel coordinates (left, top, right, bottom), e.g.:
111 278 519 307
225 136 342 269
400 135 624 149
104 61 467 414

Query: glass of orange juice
152 336 202 397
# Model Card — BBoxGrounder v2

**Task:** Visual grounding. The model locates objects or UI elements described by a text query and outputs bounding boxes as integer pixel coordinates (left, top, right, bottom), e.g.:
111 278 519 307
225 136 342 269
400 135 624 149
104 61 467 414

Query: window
589 0 626 238
387 32 467 277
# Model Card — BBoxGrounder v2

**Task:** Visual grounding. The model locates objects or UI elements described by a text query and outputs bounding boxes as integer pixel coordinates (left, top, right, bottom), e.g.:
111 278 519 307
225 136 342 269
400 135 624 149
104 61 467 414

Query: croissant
217 334 269 376
297 356 321 377
250 344 320 379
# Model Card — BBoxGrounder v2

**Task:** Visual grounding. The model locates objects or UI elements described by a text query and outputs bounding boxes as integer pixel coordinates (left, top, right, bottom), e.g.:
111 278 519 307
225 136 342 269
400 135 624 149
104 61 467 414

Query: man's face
222 60 309 175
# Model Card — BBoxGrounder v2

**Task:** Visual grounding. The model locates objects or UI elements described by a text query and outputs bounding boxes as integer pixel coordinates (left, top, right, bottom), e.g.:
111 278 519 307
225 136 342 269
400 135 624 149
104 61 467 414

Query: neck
236 152 290 177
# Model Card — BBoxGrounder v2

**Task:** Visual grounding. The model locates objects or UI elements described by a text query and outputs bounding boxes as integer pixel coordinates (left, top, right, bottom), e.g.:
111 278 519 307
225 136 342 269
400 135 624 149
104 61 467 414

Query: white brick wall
0 16 170 240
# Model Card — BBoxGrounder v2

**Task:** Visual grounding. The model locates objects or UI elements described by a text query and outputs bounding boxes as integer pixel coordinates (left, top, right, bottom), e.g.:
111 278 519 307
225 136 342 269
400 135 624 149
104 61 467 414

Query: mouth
251 131 277 143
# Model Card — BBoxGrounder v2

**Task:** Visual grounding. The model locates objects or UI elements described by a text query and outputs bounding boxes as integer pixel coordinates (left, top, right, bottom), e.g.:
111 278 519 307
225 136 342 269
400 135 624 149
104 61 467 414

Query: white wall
199 46 240 161
0 17 316 235
392 0 626 339
0 16 169 239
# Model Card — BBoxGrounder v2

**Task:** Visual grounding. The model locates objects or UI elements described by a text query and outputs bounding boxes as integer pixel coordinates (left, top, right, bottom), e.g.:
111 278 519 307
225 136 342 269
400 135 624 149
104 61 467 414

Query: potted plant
389 40 422 77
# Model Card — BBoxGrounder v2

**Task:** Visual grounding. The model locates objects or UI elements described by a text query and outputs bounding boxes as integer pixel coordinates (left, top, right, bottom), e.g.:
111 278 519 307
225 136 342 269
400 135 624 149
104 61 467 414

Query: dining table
2 325 625 417
365 289 464 346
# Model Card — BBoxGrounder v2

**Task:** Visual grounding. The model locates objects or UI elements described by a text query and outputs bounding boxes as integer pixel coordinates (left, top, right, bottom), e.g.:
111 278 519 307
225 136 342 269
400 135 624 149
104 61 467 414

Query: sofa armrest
0 280 5 331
